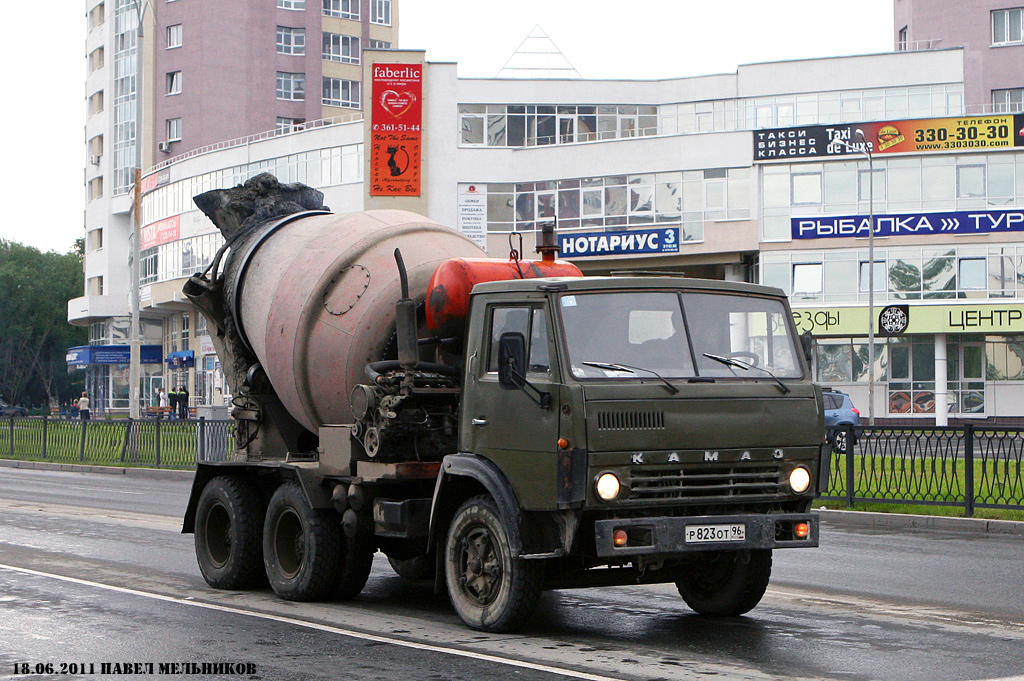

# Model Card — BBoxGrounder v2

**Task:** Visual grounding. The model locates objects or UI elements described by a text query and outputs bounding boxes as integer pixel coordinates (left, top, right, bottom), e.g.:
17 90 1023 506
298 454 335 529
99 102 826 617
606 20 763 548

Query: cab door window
486 306 550 375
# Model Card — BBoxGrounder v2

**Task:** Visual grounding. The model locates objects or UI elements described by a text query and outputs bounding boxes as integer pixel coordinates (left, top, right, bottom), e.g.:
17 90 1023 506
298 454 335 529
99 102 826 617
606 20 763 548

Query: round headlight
789 466 812 494
595 473 621 502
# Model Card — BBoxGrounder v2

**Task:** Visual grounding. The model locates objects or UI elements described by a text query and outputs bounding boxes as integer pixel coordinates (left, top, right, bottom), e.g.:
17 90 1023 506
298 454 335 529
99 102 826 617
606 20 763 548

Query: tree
0 240 87 407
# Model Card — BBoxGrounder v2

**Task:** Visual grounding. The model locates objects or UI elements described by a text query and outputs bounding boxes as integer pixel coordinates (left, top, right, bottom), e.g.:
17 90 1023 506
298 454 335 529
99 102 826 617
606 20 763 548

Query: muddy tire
445 495 542 632
194 475 265 590
263 482 342 601
676 549 772 616
335 532 375 600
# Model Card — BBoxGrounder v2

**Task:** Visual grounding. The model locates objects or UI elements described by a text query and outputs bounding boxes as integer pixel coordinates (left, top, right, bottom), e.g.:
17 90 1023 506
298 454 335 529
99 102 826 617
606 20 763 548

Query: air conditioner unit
89 155 101 165
157 141 171 152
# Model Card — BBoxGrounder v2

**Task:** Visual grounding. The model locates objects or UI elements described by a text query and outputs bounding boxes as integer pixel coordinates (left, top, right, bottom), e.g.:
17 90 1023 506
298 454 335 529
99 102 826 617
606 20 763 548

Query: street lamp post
855 129 876 426
831 130 876 424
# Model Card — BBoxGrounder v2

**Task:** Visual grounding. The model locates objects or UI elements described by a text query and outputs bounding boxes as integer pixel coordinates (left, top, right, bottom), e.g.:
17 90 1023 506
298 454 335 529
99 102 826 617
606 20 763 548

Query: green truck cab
433 276 825 629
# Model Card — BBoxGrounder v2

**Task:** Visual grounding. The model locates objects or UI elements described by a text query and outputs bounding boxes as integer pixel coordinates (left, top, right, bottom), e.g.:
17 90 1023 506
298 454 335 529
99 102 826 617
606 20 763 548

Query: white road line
0 563 624 681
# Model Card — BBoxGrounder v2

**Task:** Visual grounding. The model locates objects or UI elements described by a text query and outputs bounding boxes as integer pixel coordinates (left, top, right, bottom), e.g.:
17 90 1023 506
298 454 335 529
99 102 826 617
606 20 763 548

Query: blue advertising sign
66 345 163 366
792 208 1024 240
558 227 680 258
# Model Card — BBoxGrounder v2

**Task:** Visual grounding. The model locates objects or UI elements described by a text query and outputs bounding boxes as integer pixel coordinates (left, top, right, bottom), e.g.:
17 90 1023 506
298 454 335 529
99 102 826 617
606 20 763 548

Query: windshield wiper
581 361 680 395
702 353 791 394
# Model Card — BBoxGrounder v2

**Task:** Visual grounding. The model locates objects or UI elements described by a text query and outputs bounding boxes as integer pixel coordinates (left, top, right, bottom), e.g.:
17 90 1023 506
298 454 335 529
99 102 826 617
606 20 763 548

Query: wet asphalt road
0 466 1021 681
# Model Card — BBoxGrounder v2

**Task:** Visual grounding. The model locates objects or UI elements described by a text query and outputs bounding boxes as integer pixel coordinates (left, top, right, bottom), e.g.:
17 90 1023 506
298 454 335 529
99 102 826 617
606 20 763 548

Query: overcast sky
0 0 893 254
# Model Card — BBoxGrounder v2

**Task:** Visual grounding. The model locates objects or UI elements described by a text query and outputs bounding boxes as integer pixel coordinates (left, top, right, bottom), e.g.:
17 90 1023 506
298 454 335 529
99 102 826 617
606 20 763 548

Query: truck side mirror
498 332 527 390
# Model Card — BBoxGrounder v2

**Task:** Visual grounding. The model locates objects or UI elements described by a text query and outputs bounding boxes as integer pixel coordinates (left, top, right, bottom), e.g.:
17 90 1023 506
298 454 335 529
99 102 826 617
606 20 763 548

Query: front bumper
593 512 819 558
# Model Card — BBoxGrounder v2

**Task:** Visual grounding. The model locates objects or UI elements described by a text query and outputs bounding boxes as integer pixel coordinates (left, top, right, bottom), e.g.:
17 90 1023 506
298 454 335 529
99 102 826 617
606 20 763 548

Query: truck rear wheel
445 495 542 633
194 475 265 590
263 482 342 601
676 549 772 616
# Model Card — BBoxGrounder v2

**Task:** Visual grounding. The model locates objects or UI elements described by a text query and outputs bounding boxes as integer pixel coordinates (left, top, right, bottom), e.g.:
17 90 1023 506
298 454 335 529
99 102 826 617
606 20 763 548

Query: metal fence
2 415 233 469
824 424 1024 516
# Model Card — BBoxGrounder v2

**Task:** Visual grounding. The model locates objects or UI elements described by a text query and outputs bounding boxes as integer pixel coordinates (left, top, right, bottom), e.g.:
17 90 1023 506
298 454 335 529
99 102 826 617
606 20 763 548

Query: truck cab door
461 303 561 510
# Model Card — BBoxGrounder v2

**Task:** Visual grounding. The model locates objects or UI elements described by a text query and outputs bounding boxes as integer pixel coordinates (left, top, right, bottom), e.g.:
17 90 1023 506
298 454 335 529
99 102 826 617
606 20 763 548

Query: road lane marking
0 563 625 681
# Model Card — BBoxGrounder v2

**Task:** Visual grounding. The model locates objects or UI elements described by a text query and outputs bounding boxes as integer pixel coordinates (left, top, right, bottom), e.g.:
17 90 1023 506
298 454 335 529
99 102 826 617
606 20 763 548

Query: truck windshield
559 290 803 380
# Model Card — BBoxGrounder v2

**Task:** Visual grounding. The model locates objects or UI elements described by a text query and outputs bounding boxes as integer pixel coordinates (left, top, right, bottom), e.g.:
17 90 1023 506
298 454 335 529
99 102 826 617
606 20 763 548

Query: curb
820 508 1024 536
0 458 194 481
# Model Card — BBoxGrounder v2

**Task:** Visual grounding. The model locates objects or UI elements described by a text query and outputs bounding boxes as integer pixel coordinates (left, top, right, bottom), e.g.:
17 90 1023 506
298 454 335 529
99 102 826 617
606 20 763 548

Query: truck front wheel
676 549 772 616
263 482 342 601
194 475 265 590
444 495 542 633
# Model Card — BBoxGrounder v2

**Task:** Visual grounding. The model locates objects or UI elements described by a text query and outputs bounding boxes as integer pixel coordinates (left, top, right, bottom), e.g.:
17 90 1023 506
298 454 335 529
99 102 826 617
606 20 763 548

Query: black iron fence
824 424 1024 516
2 415 233 469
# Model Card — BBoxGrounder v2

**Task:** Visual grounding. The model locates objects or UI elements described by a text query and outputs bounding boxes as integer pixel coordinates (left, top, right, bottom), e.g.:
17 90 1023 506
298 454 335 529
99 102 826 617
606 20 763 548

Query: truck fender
428 454 524 558
182 462 255 534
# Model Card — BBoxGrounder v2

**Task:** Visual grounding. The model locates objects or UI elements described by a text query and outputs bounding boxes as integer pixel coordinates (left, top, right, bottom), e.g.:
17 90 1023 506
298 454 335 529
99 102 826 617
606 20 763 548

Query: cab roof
469 275 787 299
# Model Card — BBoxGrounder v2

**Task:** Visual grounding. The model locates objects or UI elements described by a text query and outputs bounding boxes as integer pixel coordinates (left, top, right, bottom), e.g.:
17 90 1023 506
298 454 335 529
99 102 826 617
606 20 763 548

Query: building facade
895 0 1024 113
71 0 398 413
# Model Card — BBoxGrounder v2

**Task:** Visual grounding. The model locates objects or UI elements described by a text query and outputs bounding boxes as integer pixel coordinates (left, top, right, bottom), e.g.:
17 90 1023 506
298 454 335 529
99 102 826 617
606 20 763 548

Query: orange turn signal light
794 522 811 539
613 529 628 547
557 438 569 449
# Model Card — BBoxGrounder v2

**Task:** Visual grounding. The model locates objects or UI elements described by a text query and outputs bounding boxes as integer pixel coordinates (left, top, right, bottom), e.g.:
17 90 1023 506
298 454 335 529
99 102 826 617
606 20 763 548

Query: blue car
0 398 28 418
823 389 860 427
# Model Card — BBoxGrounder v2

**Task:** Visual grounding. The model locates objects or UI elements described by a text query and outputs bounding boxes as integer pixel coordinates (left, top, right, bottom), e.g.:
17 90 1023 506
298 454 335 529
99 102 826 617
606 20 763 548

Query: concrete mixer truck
181 174 828 633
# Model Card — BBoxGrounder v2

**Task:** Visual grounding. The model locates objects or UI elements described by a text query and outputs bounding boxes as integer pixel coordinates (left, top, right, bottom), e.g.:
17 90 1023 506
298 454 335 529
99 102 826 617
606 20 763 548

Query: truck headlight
789 466 811 493
595 473 621 502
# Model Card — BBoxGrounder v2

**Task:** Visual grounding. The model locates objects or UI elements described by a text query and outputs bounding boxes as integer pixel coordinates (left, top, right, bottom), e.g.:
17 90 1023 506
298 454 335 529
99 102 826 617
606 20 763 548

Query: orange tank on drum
426 258 583 338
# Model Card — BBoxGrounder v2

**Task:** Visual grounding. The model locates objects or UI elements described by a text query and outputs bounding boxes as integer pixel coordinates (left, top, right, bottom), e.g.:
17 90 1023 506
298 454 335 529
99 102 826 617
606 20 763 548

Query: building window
276 117 305 133
993 88 1024 113
88 276 104 296
897 26 908 51
276 72 305 100
323 0 358 19
323 33 359 63
858 261 886 292
167 24 182 48
166 118 182 142
959 258 987 290
88 3 105 29
88 177 104 201
89 135 104 159
277 26 306 55
278 0 305 8
791 172 822 205
956 164 986 198
322 77 360 107
370 0 391 25
87 229 103 252
992 7 1024 45
368 39 391 49
166 71 182 95
88 90 104 115
89 47 105 72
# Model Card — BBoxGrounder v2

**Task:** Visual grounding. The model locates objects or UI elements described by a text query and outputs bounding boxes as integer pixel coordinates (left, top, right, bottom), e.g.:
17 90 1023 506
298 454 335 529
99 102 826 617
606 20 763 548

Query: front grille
596 410 665 431
628 464 782 501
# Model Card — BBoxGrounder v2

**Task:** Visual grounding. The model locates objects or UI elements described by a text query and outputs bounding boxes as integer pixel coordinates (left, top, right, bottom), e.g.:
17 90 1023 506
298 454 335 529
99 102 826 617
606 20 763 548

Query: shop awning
165 350 195 367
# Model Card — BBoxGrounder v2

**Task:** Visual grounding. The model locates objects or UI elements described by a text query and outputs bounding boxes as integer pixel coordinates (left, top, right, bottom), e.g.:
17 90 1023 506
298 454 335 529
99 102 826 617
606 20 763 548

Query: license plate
685 523 746 544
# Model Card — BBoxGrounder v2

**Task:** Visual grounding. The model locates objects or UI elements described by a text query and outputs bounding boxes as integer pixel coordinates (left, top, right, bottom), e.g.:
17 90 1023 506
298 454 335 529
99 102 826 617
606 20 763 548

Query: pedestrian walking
78 392 91 420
